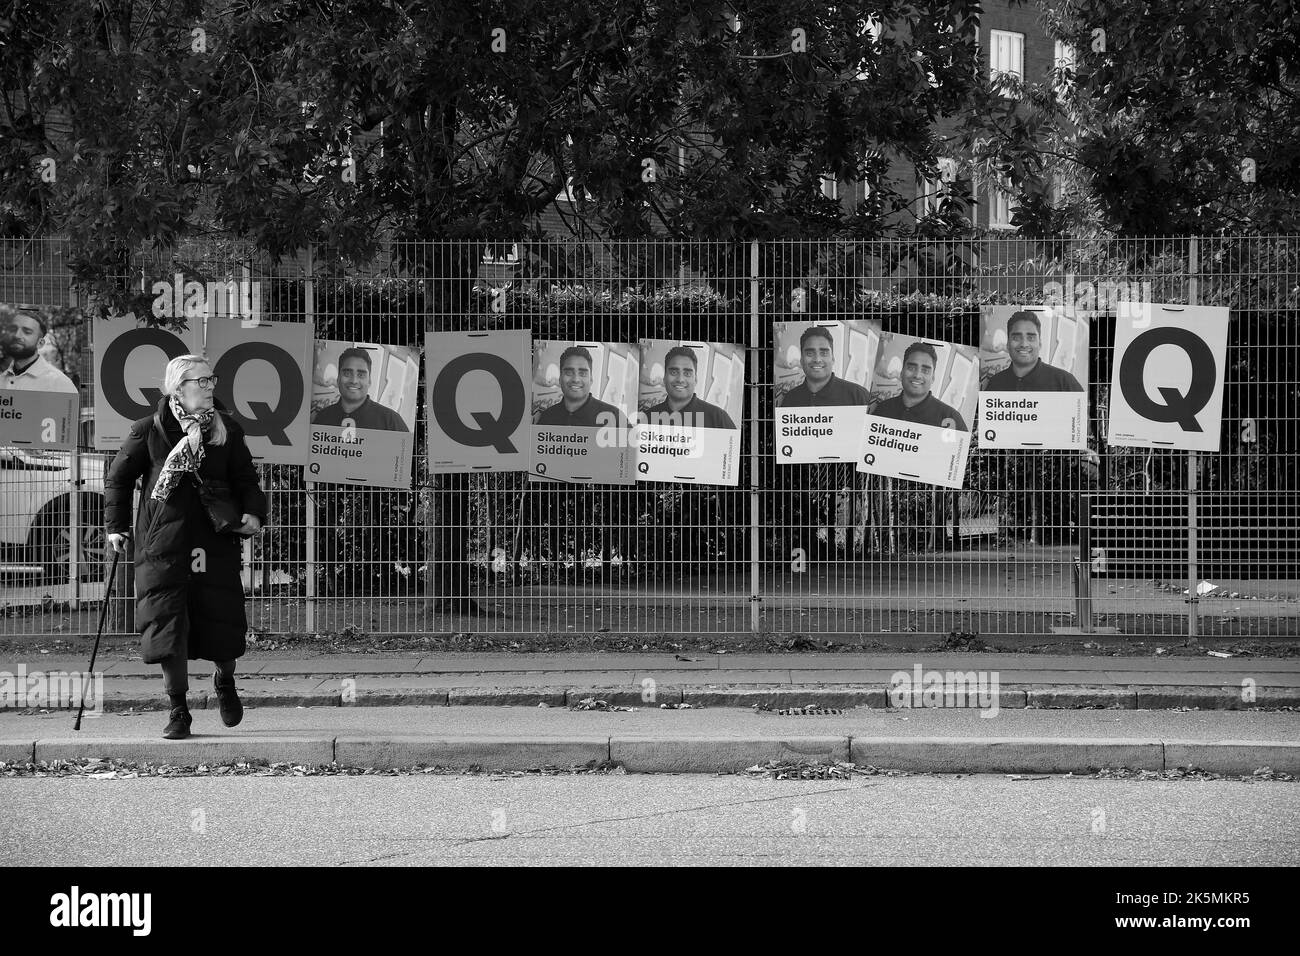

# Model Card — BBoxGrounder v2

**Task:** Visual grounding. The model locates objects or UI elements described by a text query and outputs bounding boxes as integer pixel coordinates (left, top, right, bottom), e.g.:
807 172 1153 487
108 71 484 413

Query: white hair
162 354 227 446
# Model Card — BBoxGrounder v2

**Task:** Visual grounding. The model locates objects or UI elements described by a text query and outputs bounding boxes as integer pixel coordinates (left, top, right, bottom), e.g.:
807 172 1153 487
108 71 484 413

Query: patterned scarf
151 394 214 502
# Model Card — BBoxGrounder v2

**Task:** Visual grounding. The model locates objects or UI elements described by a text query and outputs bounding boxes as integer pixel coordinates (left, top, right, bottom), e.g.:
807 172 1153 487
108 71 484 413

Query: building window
917 174 942 217
989 29 1024 98
989 183 1018 229
1054 41 1076 73
820 174 838 201
1053 41 1076 100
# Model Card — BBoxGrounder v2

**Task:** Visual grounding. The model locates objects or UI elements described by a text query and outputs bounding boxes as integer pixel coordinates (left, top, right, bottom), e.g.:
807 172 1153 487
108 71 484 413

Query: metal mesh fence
1 236 1297 641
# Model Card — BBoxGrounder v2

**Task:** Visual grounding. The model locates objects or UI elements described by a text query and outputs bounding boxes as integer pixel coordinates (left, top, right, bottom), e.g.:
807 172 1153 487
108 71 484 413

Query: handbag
197 477 246 536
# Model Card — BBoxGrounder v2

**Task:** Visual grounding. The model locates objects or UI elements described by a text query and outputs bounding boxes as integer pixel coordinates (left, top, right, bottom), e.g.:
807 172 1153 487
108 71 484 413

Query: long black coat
104 397 268 664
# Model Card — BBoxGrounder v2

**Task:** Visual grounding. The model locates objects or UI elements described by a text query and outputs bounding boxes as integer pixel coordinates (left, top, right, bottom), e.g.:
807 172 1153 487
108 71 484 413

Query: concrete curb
1025 686 1137 709
24 683 1300 714
5 735 1298 775
685 687 887 709
335 736 609 770
1163 740 1300 774
612 736 850 773
33 736 335 766
851 737 1164 773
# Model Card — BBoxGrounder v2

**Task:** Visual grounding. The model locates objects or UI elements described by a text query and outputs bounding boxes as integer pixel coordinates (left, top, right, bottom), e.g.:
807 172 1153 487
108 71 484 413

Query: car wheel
29 494 108 584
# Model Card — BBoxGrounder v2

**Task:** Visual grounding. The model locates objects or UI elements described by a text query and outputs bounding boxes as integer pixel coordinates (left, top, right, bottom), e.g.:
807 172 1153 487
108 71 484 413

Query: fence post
1075 493 1093 632
749 239 761 634
303 244 317 633
1186 238 1199 643
68 281 81 609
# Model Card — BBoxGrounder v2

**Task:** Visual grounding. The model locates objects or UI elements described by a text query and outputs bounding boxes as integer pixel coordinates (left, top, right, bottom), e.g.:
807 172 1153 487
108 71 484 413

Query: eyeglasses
181 375 219 389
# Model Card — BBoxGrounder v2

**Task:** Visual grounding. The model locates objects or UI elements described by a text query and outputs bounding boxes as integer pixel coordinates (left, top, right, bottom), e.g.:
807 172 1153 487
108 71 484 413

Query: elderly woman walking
105 354 268 739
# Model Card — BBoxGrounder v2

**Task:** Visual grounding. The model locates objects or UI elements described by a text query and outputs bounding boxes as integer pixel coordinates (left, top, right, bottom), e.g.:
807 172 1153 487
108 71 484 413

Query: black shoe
213 673 243 728
162 706 192 740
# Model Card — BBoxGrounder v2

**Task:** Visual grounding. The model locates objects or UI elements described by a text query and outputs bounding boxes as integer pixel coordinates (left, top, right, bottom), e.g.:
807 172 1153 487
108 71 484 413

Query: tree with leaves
972 0 1300 236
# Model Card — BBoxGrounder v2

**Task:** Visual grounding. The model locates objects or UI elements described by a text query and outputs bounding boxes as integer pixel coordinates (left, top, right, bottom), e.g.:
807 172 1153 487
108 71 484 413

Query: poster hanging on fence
977 305 1088 450
856 332 978 489
529 340 638 484
206 318 312 465
773 319 880 463
425 329 532 473
0 302 78 450
93 313 202 448
1107 302 1229 451
307 339 418 488
635 338 744 486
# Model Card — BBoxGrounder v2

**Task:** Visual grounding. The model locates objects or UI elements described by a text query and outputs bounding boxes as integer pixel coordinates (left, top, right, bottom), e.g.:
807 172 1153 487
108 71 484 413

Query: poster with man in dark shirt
977 305 1089 449
773 319 880 464
308 340 419 488
529 340 637 484
858 333 978 489
636 339 744 486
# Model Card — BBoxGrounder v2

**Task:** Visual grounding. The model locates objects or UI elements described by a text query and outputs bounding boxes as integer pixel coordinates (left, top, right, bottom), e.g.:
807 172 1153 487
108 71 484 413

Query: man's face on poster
1008 318 1041 369
4 312 43 360
560 355 592 401
801 333 834 386
338 355 370 404
665 354 697 403
902 349 935 399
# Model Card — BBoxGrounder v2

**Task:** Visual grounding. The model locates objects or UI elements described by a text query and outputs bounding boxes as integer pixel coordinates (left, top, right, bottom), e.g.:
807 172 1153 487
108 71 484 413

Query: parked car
0 409 109 584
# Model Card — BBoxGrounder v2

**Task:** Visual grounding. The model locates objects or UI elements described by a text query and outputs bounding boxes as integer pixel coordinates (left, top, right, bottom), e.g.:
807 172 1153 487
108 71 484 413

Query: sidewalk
1 706 1297 775
3 652 1299 712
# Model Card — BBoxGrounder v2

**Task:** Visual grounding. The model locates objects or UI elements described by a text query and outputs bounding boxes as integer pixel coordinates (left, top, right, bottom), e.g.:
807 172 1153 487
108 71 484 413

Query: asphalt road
3 773 1297 866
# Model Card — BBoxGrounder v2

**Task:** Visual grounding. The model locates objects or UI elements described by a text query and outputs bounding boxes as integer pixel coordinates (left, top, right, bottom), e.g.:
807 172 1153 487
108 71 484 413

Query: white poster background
426 329 532 473
93 314 202 449
1107 303 1229 451
529 340 638 484
856 420 973 490
207 319 313 465
977 305 1089 449
978 392 1087 449
307 340 419 489
773 320 880 464
636 338 744 486
0 390 78 450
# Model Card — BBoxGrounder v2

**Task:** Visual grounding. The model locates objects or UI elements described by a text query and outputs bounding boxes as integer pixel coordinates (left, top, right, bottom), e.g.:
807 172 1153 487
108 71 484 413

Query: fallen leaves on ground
0 757 629 778
568 697 637 712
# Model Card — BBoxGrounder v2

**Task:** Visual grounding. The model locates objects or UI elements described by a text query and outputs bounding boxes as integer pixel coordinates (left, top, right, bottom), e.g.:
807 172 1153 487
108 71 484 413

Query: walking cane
74 547 122 731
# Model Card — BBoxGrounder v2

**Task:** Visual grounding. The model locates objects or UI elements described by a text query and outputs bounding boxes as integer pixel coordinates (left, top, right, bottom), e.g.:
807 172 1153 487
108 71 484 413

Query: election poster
635 339 744 486
207 318 313 465
857 332 978 489
773 319 881 464
1107 303 1229 452
425 329 532 473
529 340 638 484
977 305 1089 450
93 313 202 449
0 302 79 450
307 339 419 488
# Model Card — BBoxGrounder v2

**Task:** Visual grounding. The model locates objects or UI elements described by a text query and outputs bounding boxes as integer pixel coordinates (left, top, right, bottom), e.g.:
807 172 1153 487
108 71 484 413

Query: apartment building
537 1 1064 240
